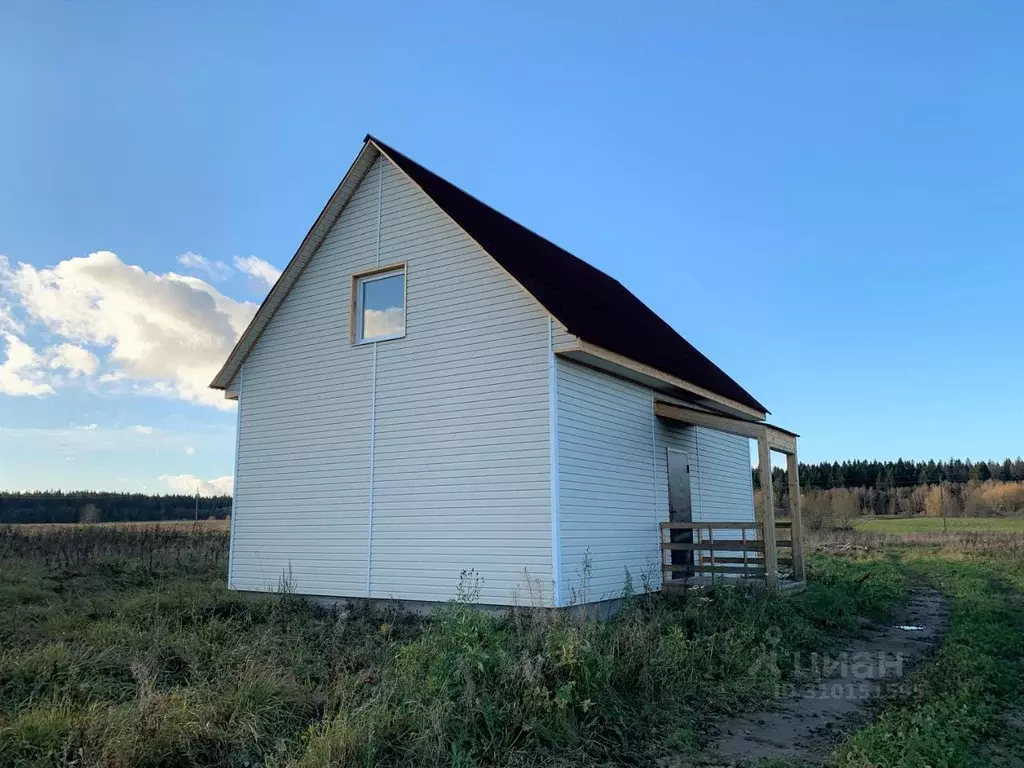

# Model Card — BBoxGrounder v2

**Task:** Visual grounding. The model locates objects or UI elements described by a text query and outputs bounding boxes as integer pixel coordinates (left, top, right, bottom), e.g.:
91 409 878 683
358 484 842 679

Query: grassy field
854 515 1024 534
1 523 1022 766
830 549 1024 766
0 524 910 767
12 519 231 533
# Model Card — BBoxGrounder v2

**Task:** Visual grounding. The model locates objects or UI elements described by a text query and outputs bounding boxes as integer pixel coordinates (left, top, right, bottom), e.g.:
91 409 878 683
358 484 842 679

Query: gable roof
211 136 766 416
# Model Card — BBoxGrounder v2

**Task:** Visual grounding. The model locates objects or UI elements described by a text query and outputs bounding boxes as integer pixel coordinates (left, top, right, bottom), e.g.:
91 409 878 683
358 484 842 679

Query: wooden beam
654 402 800 455
703 556 794 566
654 401 763 439
787 448 806 581
758 431 779 588
766 427 797 455
659 521 762 530
559 341 768 421
662 541 766 553
664 564 766 576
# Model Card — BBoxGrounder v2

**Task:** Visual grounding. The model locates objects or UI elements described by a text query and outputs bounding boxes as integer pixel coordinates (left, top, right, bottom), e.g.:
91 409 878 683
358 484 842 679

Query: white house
211 136 804 608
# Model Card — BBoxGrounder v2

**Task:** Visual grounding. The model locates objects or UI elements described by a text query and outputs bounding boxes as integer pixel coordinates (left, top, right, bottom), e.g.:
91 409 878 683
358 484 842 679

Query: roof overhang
654 400 796 454
210 140 382 391
555 339 768 421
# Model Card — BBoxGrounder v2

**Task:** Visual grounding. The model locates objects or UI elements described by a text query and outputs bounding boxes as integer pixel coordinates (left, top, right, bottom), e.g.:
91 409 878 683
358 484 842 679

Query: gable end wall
230 154 554 605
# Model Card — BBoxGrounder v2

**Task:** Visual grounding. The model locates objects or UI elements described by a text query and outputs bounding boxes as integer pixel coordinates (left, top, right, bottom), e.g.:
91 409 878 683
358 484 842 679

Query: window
353 266 406 343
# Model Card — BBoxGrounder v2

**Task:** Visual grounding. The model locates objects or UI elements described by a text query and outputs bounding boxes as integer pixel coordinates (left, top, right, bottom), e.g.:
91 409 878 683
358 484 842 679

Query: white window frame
351 263 407 345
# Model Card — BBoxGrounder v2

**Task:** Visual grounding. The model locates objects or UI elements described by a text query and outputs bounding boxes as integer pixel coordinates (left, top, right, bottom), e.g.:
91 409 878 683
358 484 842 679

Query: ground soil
701 587 951 765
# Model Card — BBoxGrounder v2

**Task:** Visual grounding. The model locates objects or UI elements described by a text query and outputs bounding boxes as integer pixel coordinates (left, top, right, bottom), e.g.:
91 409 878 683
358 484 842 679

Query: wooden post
708 526 716 583
786 449 806 582
758 430 778 587
696 527 703 579
662 525 676 586
741 526 749 580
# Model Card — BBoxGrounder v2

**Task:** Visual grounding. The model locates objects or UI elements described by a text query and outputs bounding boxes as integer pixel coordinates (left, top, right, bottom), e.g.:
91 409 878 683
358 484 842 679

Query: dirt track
703 587 950 765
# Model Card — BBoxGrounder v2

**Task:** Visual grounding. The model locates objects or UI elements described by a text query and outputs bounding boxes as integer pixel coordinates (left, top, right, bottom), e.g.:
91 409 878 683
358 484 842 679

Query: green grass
0 526 907 767
828 548 1024 767
853 516 1024 533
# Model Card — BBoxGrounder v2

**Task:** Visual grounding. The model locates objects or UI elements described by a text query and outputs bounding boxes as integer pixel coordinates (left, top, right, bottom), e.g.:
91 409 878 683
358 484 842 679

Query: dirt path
703 587 950 765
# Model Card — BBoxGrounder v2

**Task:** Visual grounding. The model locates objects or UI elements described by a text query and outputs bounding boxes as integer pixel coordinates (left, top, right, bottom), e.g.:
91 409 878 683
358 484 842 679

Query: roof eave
555 337 768 421
209 140 381 391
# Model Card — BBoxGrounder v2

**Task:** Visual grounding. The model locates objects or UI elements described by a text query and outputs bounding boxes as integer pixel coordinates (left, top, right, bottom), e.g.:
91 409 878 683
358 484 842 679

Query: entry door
667 449 694 577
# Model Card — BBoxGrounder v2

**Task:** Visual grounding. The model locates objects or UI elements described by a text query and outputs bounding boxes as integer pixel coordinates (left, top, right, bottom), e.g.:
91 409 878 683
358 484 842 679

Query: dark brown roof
370 136 767 415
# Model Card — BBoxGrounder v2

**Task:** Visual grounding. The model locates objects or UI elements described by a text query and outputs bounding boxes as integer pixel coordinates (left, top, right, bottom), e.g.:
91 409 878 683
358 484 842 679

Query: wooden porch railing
660 520 805 589
651 401 805 592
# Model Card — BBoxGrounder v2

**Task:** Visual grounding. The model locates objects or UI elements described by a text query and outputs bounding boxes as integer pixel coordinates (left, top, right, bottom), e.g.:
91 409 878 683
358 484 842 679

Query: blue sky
2 2 1022 493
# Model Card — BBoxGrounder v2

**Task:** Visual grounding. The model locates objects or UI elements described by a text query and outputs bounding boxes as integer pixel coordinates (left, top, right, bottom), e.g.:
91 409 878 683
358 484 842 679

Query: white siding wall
231 154 554 605
369 159 552 605
556 359 755 601
557 360 660 603
686 427 756 531
551 318 575 347
653 421 755 544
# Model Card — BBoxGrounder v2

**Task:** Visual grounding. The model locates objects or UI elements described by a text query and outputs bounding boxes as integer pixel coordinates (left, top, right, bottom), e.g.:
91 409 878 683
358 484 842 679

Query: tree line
753 457 1024 491
0 491 232 525
751 457 1024 526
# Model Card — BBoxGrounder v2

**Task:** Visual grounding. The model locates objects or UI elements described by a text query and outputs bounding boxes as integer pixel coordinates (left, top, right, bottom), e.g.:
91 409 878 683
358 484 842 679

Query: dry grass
10 518 231 533
854 515 1024 533
810 525 1024 558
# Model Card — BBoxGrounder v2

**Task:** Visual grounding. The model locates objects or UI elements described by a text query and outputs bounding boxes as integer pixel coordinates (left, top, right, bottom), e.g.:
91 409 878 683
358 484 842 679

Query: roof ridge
366 134 624 285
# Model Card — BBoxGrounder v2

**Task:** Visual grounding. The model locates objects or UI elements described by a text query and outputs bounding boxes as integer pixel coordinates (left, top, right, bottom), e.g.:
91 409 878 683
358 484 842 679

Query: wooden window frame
350 262 408 345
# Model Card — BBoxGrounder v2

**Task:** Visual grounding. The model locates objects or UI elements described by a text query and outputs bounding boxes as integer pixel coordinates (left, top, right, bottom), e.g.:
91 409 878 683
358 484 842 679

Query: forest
759 456 1024 490
0 491 232 525
755 457 1024 528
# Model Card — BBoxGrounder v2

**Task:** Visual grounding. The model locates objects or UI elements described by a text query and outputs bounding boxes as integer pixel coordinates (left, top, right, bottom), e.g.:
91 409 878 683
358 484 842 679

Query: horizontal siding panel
238 454 549 473
234 548 549 562
552 319 575 347
239 336 548 382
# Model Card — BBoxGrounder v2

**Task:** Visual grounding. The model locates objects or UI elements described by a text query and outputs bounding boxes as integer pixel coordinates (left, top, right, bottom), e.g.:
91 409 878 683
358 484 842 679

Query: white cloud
177 251 231 281
130 425 156 435
0 424 232 457
233 255 281 287
5 250 257 409
185 446 195 455
48 343 99 376
0 332 102 396
158 473 233 497
0 334 54 396
0 300 22 335
363 307 405 338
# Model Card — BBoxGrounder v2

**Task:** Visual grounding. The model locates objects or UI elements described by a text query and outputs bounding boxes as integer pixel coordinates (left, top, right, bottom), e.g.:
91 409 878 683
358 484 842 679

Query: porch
660 520 804 590
654 400 805 591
